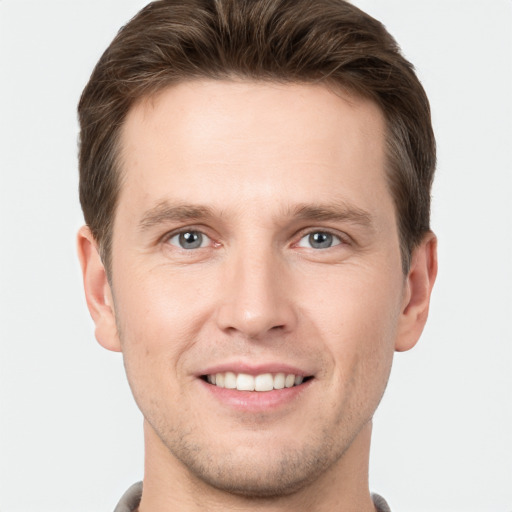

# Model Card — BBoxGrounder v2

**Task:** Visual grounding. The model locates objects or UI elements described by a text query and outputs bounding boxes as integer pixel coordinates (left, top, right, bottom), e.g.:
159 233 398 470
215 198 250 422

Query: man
77 0 437 510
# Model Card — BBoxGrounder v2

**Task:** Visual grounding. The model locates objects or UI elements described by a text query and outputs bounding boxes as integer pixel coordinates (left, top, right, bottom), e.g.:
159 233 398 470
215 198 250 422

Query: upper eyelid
158 225 351 246
163 229 217 252
293 227 351 245
167 231 211 249
161 225 213 242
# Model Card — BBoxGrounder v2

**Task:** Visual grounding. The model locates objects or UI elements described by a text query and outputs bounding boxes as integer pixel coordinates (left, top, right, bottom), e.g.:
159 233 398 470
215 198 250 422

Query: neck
138 420 376 512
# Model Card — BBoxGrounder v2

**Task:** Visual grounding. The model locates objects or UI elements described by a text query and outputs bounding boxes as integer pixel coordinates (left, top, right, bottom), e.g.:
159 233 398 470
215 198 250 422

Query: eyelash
162 227 349 251
294 228 350 250
163 228 215 250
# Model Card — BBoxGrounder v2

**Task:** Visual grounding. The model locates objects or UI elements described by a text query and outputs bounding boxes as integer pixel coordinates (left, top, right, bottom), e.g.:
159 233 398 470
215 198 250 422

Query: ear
395 232 438 352
77 226 121 352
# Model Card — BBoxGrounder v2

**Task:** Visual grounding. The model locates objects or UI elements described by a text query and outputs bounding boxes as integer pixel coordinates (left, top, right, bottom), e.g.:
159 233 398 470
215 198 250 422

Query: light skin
78 80 437 512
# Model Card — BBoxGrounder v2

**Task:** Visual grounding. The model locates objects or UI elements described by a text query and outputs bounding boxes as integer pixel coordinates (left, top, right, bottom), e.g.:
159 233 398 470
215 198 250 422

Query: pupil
310 232 332 249
180 231 202 249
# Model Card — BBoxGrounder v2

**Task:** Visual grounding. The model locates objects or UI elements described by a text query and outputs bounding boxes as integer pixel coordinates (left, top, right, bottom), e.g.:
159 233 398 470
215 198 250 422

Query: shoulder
372 492 392 512
113 482 142 512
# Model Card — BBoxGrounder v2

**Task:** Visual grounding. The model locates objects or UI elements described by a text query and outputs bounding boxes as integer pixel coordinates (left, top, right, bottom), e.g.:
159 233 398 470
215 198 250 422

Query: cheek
111 266 214 393
114 264 209 337
302 259 403 341
304 265 402 398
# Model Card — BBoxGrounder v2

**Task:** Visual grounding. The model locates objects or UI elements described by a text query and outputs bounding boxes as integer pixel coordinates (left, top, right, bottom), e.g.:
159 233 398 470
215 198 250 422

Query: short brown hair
78 0 435 275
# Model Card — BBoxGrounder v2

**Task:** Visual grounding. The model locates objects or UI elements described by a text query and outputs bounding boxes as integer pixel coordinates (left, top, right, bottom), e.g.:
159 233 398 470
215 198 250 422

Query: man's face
103 81 411 495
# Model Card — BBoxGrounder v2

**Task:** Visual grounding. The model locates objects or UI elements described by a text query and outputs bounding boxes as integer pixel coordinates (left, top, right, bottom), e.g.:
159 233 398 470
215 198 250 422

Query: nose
215 245 298 340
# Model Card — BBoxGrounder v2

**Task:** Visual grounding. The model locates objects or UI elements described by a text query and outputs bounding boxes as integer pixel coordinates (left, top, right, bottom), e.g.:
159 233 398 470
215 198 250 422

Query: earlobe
77 226 122 352
395 232 438 352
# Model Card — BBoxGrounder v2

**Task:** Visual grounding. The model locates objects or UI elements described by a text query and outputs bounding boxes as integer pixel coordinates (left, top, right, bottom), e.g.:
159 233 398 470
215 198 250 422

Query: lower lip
199 378 312 412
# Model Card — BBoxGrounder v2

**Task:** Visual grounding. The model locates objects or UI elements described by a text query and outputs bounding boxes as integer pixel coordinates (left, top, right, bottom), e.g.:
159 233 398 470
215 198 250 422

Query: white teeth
206 372 307 391
255 373 274 392
224 371 237 389
274 373 285 389
285 374 295 388
236 373 255 391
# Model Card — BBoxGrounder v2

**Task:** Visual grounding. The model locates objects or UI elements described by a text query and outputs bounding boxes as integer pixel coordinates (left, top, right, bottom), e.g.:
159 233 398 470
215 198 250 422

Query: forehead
116 80 391 226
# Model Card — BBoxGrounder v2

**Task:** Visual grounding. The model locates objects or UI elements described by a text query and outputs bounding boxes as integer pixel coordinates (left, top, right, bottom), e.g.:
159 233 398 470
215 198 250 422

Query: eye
297 231 342 249
167 230 210 250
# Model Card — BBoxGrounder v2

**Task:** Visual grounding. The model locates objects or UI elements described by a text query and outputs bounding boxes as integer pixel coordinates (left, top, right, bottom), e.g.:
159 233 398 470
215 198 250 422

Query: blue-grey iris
309 232 333 249
179 231 203 249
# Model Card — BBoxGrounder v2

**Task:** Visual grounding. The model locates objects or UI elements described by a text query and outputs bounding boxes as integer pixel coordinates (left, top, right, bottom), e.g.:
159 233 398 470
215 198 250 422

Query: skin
78 80 437 512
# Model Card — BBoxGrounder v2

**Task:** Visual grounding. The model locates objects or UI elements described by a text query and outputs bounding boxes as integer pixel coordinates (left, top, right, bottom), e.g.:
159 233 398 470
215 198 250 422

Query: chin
187 456 329 498
166 431 344 498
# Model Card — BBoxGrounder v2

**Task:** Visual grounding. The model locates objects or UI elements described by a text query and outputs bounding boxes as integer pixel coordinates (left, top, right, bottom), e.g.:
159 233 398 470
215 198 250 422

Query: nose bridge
216 238 296 339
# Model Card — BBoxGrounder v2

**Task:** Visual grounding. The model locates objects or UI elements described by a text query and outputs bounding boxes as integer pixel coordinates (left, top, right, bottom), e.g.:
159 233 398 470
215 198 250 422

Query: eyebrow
289 203 374 229
138 201 216 232
138 200 374 232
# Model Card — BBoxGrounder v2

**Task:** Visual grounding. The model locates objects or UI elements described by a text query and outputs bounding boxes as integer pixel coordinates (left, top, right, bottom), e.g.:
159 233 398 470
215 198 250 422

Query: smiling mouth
201 372 312 392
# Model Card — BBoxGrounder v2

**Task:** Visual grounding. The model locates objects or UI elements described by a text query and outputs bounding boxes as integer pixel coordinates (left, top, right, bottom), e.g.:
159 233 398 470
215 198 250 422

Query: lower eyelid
296 231 344 248
162 229 348 250
166 231 212 249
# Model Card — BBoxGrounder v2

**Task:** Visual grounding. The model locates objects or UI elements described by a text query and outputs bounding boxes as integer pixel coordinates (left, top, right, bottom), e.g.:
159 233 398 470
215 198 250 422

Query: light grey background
1 1 511 510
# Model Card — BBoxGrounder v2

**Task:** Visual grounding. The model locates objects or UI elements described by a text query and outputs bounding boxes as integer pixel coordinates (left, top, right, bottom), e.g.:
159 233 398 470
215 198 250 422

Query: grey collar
114 482 392 512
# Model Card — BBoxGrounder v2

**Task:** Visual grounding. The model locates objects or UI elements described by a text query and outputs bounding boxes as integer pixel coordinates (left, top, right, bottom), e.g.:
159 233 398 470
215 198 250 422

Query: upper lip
196 361 313 377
